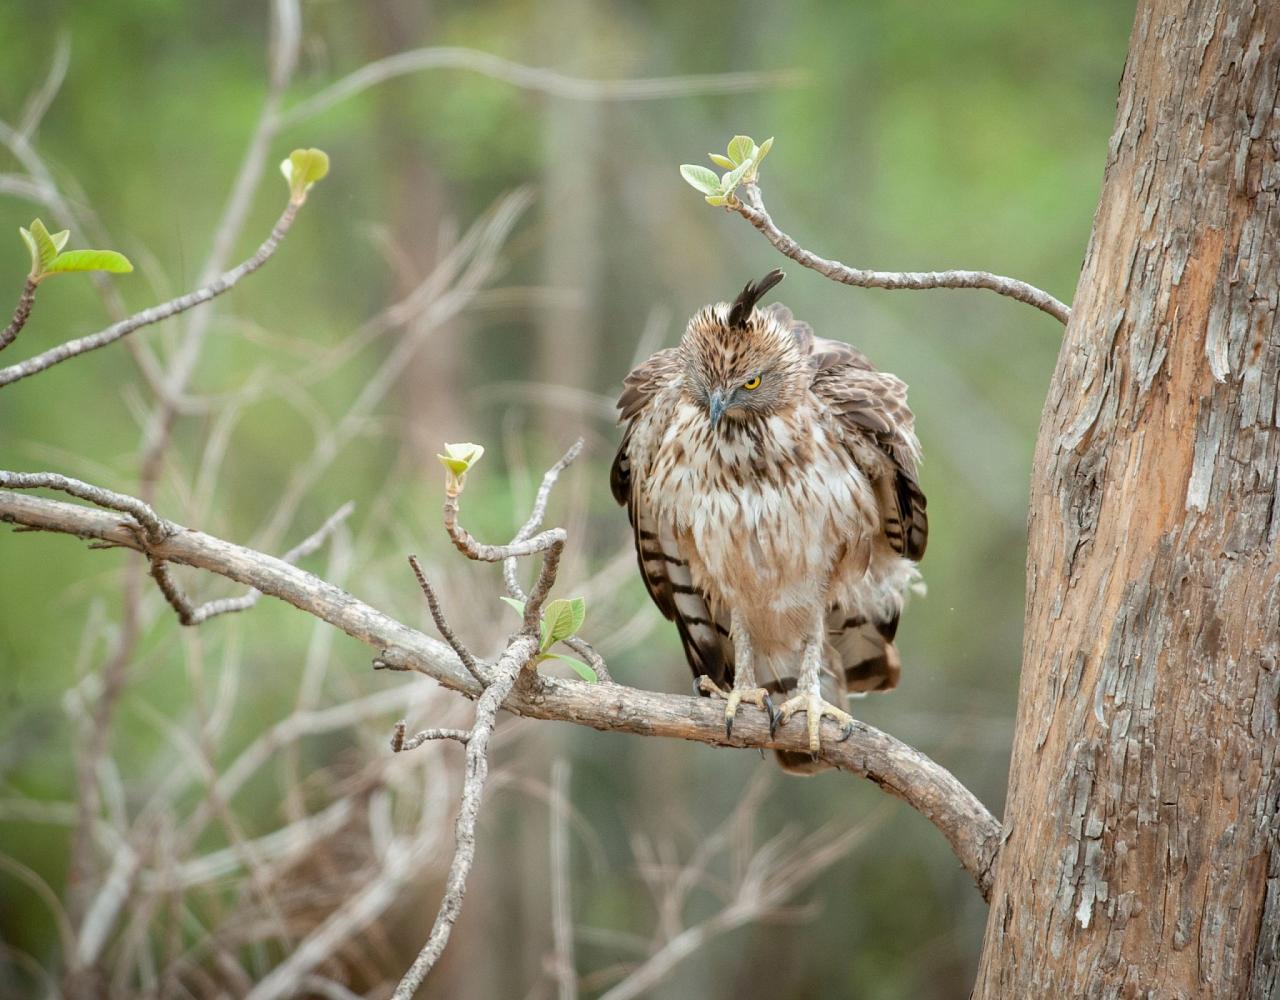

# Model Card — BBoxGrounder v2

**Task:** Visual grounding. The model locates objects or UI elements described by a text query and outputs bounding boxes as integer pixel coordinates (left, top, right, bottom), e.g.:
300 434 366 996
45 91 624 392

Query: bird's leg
697 611 777 739
776 610 855 757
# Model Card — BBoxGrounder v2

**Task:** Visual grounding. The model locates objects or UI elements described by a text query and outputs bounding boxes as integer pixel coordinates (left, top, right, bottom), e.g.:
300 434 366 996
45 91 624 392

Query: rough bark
974 2 1280 996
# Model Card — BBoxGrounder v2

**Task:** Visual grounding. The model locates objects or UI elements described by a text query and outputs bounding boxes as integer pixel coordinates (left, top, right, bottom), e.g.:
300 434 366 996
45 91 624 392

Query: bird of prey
610 269 926 772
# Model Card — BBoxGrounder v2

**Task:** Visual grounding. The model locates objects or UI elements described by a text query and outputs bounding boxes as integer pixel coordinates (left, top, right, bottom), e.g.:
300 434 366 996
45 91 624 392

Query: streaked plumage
611 270 926 772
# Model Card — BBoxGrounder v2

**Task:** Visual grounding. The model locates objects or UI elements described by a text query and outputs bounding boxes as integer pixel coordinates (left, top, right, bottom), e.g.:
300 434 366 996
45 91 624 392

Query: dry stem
0 201 301 388
732 182 1071 325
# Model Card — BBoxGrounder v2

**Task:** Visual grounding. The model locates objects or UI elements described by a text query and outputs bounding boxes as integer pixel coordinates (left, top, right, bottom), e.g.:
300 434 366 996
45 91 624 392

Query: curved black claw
693 676 707 698
837 720 855 743
763 694 779 739
726 714 735 740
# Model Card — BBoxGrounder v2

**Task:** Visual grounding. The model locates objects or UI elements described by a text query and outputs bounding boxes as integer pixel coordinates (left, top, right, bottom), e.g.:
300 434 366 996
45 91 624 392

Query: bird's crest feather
727 268 786 329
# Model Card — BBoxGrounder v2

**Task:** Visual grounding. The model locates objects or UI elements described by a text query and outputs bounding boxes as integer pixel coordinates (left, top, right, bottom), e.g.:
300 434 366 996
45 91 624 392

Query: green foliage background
0 1 1134 996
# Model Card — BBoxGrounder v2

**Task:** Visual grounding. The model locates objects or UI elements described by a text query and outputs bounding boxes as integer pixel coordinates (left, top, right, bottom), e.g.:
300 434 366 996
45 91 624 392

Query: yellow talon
776 692 855 755
695 676 778 739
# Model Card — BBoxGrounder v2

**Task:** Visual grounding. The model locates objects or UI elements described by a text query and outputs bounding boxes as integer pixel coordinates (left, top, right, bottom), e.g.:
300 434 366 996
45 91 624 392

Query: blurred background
0 1 1134 997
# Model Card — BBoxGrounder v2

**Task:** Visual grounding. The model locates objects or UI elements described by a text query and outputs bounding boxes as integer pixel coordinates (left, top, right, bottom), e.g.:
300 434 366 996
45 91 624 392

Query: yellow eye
742 375 761 390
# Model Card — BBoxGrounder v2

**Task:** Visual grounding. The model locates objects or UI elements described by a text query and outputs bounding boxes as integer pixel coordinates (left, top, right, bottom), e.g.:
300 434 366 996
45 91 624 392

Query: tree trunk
974 1 1280 996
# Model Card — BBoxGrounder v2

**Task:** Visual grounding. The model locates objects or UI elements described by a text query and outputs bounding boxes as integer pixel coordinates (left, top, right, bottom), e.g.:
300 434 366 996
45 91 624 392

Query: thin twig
407 555 487 684
150 501 354 626
0 201 301 388
497 440 611 681
0 279 37 353
443 473 568 638
282 47 804 126
392 633 538 999
444 490 566 564
0 470 172 543
390 720 471 753
18 33 71 138
549 759 577 1000
732 182 1071 325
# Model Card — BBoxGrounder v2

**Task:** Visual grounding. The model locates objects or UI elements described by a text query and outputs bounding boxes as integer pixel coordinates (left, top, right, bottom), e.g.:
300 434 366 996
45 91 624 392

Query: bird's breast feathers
638 392 881 626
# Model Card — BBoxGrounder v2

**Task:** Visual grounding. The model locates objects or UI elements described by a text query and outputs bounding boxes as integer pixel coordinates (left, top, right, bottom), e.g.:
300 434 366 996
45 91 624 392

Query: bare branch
732 182 1071 325
0 200 302 388
549 759 577 1000
390 720 471 753
282 47 804 126
392 633 537 999
0 279 37 353
0 471 172 543
150 501 354 626
18 33 71 138
0 489 1003 898
497 439 613 682
407 555 486 684
444 490 566 564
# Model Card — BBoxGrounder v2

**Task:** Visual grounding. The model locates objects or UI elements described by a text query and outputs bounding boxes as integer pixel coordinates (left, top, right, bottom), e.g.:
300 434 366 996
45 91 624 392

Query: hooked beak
708 389 726 430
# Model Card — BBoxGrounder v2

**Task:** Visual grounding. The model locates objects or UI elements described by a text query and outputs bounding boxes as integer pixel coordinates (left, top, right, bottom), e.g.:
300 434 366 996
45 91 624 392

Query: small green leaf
499 596 526 617
708 153 735 170
436 441 484 494
26 219 60 271
541 596 586 650
755 136 774 164
435 442 484 475
704 194 730 207
18 227 38 276
281 147 330 202
726 135 755 166
21 221 133 282
719 159 753 197
679 164 722 196
45 249 134 276
545 652 598 683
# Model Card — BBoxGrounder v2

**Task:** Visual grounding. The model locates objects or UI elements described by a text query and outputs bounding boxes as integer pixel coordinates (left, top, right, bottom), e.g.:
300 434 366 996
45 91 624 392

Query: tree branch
0 200 301 388
0 278 37 352
0 471 173 543
500 439 611 682
732 182 1071 325
391 633 537 999
151 501 354 626
406 555 487 685
281 47 804 127
0 488 1004 900
549 759 577 1000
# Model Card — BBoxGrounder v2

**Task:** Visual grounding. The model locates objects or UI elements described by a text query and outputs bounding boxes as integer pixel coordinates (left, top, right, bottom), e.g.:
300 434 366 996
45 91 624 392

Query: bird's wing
808 346 928 562
779 309 927 704
611 350 733 688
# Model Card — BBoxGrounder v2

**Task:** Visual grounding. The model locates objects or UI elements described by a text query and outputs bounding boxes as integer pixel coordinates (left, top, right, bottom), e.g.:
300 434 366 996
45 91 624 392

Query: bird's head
680 269 807 430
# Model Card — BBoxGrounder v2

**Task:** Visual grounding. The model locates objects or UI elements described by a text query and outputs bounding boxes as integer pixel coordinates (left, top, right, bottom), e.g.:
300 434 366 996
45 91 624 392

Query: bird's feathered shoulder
611 346 681 507
801 324 929 561
616 346 682 423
